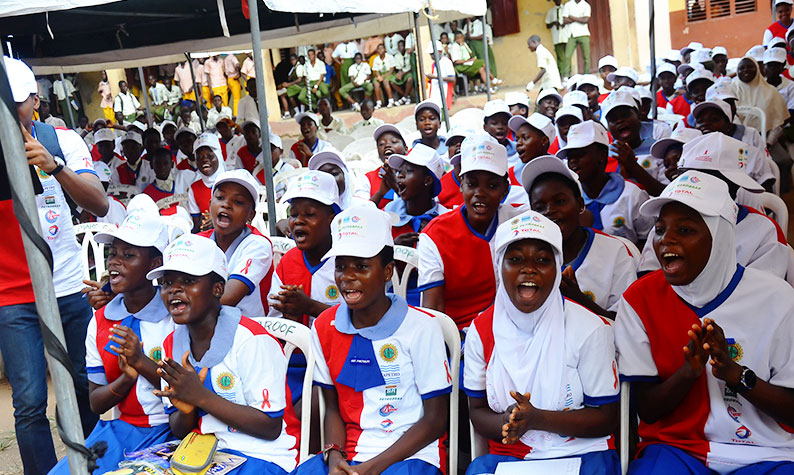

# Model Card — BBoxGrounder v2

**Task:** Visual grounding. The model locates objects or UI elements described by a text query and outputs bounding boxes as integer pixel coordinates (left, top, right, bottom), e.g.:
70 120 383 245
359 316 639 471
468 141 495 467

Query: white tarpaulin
0 0 121 18
263 0 486 16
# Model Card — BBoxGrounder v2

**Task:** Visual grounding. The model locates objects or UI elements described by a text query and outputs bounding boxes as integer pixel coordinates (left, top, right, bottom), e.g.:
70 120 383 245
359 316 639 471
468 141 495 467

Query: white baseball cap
691 48 714 66
508 113 556 141
665 49 681 62
536 88 563 104
768 37 787 49
598 55 619 71
712 46 728 57
577 74 600 89
323 205 395 260
706 81 737 102
458 134 509 177
295 111 319 127
567 74 582 90
3 56 37 103
493 210 562 262
677 132 764 192
309 148 348 172
212 169 260 205
554 105 584 123
520 154 584 198
414 99 441 118
269 131 283 149
686 68 716 88
159 120 177 132
650 128 703 159
96 210 171 253
746 45 765 62
174 126 197 141
692 98 732 122
681 41 704 57
147 234 228 282
446 124 475 141
557 120 610 159
193 131 221 154
635 86 653 101
94 128 116 144
93 161 112 183
388 143 445 196
240 119 260 131
504 91 530 108
373 123 405 143
130 120 148 132
656 62 678 77
640 170 738 222
617 85 641 104
764 47 788 64
282 170 342 212
483 99 511 119
776 0 793 6
127 194 160 216
601 89 638 121
677 63 695 76
606 66 639 85
562 90 589 108
121 131 142 145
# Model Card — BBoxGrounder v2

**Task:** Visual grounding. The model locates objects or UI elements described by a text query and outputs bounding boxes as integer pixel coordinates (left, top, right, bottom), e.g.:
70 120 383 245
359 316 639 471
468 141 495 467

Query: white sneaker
492 78 503 86
402 97 412 105
375 100 382 110
387 98 395 108
489 87 498 94
352 102 360 112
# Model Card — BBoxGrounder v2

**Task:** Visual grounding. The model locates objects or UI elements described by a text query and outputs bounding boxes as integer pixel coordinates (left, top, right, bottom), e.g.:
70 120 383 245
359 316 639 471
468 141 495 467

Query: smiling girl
365 124 407 209
186 132 227 232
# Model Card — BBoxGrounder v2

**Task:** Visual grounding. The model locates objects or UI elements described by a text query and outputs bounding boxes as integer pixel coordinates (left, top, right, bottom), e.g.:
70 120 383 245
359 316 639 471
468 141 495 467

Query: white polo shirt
267 248 341 326
372 54 396 76
332 42 360 60
535 43 563 90
449 42 475 63
569 228 638 311
562 0 592 38
348 62 372 86
545 5 568 44
305 59 327 83
384 33 404 56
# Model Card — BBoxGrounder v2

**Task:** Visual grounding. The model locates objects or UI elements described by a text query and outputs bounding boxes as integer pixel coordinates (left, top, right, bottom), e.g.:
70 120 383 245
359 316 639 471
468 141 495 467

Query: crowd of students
4 13 794 474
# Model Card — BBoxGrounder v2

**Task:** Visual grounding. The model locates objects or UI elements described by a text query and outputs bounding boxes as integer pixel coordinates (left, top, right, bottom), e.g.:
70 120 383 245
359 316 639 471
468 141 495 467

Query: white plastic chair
253 317 314 464
759 192 788 238
736 106 767 143
106 184 140 205
73 222 117 281
614 236 642 270
342 137 377 162
620 381 631 475
768 157 781 196
155 193 188 211
271 236 296 267
786 245 794 287
418 308 461 475
391 245 419 299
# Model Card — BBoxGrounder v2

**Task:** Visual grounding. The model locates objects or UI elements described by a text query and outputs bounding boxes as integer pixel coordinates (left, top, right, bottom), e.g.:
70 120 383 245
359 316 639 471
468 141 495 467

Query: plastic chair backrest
271 236 297 267
391 245 419 299
417 308 461 475
155 193 188 211
620 380 630 475
760 192 788 238
736 106 766 142
253 317 314 464
787 245 794 287
106 184 140 205
73 222 117 281
768 157 781 196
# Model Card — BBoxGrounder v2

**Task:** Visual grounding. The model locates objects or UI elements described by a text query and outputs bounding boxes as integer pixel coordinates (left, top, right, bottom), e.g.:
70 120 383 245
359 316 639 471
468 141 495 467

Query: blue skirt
47 419 173 474
467 449 620 475
629 444 794 475
291 453 441 475
223 449 289 475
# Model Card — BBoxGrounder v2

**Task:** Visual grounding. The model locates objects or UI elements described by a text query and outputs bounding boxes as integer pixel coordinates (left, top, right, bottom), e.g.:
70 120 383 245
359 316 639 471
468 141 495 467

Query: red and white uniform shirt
86 293 174 427
199 225 274 318
464 302 619 460
569 228 638 312
267 248 341 326
162 308 299 472
220 134 246 163
731 126 776 187
311 297 453 467
110 158 155 192
142 169 196 215
437 171 463 209
187 179 212 216
615 268 794 472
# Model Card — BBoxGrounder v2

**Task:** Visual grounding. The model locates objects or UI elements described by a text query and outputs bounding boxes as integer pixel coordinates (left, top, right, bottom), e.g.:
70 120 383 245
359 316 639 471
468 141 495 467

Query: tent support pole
483 15 491 101
185 53 206 132
137 66 153 126
0 67 88 475
649 0 657 119
58 73 76 128
248 0 277 235
426 15 451 131
413 12 426 102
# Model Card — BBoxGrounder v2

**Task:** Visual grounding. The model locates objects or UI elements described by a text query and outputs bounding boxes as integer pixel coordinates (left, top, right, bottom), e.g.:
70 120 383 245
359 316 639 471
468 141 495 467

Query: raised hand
153 351 209 414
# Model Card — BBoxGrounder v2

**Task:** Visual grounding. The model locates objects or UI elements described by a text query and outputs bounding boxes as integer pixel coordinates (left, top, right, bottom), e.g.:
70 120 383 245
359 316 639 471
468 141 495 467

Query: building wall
491 0 557 88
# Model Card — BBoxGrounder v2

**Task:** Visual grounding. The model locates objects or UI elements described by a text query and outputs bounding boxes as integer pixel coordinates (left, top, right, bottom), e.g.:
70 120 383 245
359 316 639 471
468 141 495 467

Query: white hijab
487 210 567 452
195 133 227 188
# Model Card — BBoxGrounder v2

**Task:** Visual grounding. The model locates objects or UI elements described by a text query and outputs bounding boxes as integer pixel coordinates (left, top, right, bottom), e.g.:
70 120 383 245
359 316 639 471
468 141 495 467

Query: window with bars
687 0 756 21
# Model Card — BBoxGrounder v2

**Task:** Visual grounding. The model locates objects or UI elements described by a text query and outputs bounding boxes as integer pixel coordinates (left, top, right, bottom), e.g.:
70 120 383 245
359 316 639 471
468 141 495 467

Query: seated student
141 128 163 161
110 131 155 191
505 113 555 186
309 150 369 209
389 39 415 105
764 47 794 113
597 55 619 101
229 120 263 173
577 74 603 120
464 210 620 475
534 88 562 121
198 169 274 319
563 90 593 121
206 94 232 127
437 125 473 209
648 127 702 185
559 121 654 245
149 235 299 475
386 144 448 245
637 87 654 120
371 43 397 109
316 98 348 137
418 135 527 331
413 100 448 155
679 68 715 127
483 99 520 168
655 63 679 109
93 127 124 169
505 92 530 119
548 105 583 155
523 156 637 318
87 162 128 226
289 112 332 167
143 148 196 215
601 90 670 197
365 124 407 209
174 127 198 171
606 66 639 89
187 132 227 232
49 212 174 474
278 54 305 119
639 132 790 281
160 120 179 158
711 46 729 78
615 171 794 475
296 205 451 475
176 105 201 134
450 31 489 89
763 0 793 46
216 117 245 163
349 99 385 132
253 130 297 201
339 53 374 111
692 98 775 191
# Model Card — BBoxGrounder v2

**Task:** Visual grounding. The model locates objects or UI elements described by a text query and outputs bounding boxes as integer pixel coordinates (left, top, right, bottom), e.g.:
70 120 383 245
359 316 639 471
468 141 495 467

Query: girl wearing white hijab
186 132 227 231
732 56 789 134
308 149 368 209
464 209 620 475
615 171 794 474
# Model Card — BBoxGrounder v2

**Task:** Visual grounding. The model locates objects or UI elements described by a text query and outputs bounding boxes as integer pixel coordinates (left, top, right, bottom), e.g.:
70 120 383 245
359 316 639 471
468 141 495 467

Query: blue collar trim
584 172 625 205
104 289 167 323
303 251 326 275
568 227 595 271
209 226 251 259
683 265 745 318
737 205 749 224
333 294 407 340
460 205 498 242
172 306 242 368
384 197 442 231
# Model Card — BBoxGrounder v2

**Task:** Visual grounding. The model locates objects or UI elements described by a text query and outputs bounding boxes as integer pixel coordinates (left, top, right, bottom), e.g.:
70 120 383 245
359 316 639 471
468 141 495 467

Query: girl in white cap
365 124 407 209
149 235 299 475
142 148 196 216
413 100 448 156
49 211 175 474
296 206 451 475
308 150 368 209
187 132 227 232
464 209 620 475
615 171 794 474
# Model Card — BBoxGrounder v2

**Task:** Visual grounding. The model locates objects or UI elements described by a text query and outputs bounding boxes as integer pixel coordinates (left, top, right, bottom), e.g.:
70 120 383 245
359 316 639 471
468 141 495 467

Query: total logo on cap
509 213 547 237
336 214 364 239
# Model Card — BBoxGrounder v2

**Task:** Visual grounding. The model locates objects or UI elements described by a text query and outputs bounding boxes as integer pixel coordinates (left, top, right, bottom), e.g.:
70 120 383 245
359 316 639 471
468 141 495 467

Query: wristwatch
49 156 66 176
729 366 758 394
322 443 346 464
